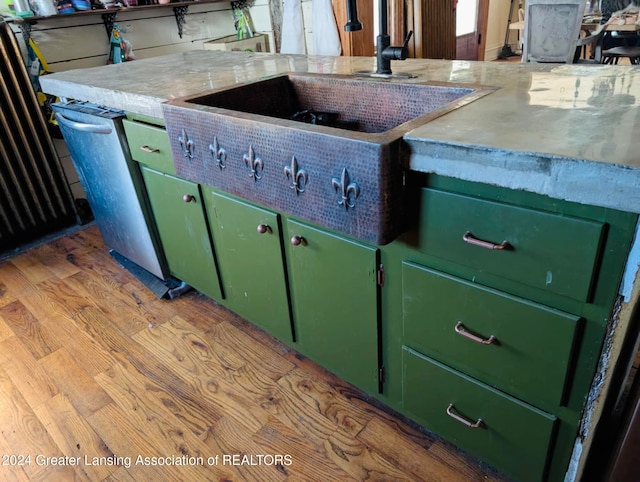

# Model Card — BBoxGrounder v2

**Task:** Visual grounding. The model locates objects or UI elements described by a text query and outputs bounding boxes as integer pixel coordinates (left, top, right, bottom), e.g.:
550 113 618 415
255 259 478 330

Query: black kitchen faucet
344 0 414 77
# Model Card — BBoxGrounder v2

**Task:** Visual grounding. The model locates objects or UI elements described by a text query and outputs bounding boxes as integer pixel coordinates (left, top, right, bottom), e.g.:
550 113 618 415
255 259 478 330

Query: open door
411 0 457 59
333 0 456 60
456 0 489 60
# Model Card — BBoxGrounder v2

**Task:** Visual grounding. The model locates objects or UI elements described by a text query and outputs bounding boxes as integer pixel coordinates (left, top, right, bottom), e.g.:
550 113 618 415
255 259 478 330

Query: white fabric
280 0 307 54
312 0 342 56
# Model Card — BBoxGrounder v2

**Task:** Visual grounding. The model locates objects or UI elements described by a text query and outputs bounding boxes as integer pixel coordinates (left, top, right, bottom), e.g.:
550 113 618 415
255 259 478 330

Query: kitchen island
41 50 640 482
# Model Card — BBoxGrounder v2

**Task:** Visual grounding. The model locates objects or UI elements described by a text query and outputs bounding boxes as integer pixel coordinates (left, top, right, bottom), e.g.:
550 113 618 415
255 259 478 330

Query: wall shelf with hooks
9 0 225 42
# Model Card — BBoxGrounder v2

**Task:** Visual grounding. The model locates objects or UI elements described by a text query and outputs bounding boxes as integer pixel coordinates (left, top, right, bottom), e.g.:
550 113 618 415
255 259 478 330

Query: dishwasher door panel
54 103 168 279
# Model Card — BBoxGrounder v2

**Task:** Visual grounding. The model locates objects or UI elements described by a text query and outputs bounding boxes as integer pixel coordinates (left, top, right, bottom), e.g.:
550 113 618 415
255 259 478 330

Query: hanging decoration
231 0 255 39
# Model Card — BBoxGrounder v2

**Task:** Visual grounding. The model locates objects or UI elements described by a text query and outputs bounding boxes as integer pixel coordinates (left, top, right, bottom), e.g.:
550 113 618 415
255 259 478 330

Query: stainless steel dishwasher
53 101 169 280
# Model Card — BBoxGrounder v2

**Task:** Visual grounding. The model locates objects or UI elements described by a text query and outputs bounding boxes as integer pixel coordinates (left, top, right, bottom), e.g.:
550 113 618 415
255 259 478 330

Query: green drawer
402 348 556 482
123 119 175 175
402 261 580 407
417 188 605 302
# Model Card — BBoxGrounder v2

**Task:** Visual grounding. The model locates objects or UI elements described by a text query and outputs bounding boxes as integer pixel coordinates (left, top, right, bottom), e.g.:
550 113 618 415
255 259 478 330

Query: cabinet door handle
140 145 160 153
455 321 497 345
183 194 196 203
463 231 510 250
446 404 483 428
290 235 306 246
257 224 271 234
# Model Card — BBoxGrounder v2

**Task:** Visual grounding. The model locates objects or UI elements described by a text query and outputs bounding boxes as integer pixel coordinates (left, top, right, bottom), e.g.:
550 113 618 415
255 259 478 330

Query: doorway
334 0 458 60
456 0 489 60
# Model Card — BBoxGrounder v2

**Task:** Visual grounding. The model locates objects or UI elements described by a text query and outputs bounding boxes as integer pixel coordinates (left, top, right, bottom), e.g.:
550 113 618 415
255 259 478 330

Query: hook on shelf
102 11 117 39
173 5 189 38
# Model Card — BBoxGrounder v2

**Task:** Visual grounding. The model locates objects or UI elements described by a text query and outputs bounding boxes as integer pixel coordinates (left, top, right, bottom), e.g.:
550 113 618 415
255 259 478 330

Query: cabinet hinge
379 367 386 383
377 264 385 287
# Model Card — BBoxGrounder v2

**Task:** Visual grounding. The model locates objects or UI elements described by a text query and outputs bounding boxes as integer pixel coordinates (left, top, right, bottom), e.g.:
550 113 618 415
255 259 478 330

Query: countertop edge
41 77 167 119
405 137 640 215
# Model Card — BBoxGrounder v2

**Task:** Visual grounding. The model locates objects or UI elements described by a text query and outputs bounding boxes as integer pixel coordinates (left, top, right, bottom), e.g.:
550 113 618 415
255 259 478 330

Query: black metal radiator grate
0 20 77 253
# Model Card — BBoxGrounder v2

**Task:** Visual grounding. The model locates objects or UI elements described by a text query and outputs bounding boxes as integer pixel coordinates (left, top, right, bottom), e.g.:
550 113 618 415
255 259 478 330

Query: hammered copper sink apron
162 73 494 244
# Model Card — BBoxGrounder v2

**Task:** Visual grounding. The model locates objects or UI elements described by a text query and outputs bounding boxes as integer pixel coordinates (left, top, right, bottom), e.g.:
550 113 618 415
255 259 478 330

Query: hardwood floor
0 225 507 481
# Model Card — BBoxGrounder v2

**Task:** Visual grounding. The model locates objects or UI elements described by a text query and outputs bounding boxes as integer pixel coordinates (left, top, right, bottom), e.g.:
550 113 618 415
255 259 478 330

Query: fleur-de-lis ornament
284 156 308 195
332 168 360 210
178 128 195 160
209 137 227 169
243 145 264 181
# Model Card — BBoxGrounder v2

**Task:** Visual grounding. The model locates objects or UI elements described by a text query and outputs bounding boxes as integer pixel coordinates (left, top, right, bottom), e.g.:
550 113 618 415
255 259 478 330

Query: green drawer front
417 188 605 302
402 348 556 482
123 119 176 175
403 261 580 407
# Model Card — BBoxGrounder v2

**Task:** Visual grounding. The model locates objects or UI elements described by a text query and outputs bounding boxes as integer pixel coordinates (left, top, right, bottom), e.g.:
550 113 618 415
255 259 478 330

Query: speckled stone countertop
40 50 640 214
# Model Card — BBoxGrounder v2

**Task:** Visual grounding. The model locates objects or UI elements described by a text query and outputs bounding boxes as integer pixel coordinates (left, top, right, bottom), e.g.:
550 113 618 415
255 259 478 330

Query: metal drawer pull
446 404 483 428
463 231 510 250
140 145 160 153
455 321 497 345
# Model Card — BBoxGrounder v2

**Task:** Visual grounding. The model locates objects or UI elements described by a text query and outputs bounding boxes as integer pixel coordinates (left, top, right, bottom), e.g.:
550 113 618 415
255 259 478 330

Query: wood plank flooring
0 225 508 481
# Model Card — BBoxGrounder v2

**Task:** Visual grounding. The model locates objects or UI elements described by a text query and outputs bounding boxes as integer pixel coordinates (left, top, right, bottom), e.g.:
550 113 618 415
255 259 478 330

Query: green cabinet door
284 219 380 393
203 190 293 343
141 167 222 301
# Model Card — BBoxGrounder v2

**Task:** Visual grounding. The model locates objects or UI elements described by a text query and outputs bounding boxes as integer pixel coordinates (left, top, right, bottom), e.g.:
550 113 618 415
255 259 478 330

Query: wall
485 0 515 60
21 1 274 70
9 0 275 200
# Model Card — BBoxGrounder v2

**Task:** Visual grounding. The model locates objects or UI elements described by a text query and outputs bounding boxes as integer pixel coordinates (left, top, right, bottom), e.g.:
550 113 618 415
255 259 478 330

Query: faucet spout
345 0 414 78
344 0 363 32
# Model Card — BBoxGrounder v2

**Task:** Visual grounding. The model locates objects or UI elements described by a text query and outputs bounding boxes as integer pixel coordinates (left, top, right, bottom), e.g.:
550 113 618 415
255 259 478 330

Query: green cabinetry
203 189 294 343
141 166 222 301
204 191 382 391
416 188 606 302
123 114 638 482
382 178 638 482
124 116 382 394
402 261 581 408
403 348 557 482
284 219 381 394
125 118 382 393
123 118 176 175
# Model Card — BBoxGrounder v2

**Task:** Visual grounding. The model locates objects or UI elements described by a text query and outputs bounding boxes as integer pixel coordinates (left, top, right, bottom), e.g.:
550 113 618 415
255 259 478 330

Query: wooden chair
508 8 526 54
522 0 589 63
575 24 606 62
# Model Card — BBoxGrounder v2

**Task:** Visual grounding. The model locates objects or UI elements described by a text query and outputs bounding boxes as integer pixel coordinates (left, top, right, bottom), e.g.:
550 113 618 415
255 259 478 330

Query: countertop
40 50 640 214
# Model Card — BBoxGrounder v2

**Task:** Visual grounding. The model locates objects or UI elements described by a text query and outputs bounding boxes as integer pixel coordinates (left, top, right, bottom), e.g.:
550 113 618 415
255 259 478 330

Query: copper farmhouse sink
162 73 494 244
